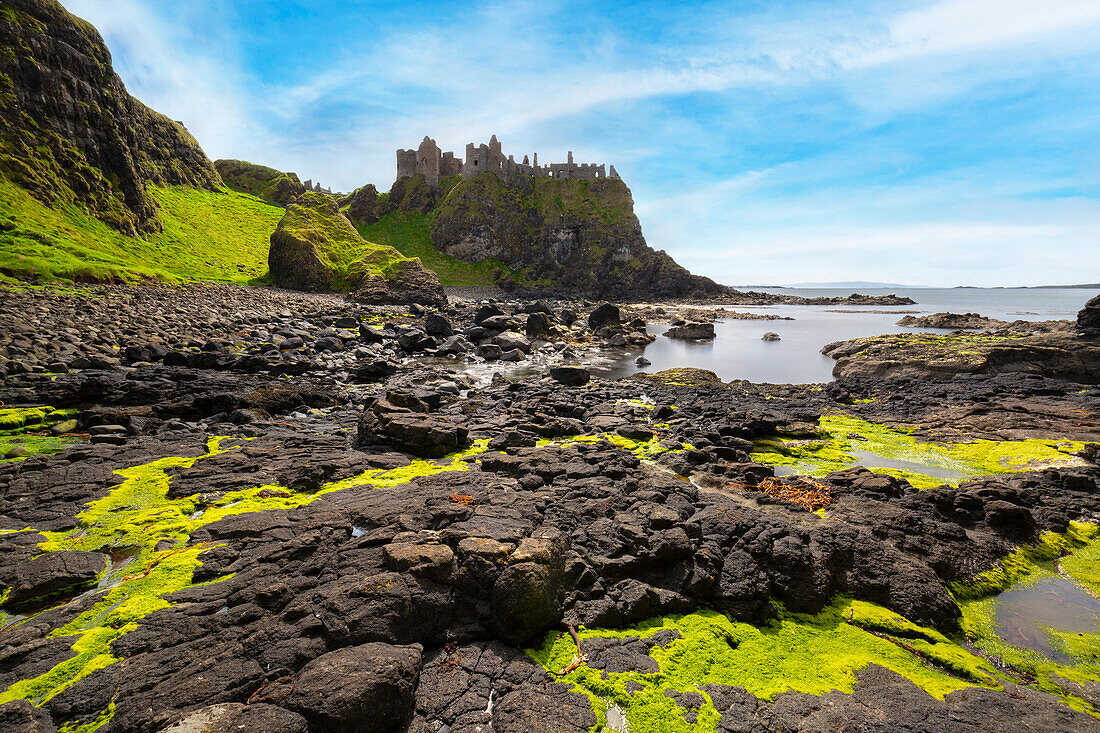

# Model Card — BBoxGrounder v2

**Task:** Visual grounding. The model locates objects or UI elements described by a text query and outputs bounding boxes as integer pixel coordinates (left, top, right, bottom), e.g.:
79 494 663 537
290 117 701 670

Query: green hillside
357 210 523 287
0 177 283 284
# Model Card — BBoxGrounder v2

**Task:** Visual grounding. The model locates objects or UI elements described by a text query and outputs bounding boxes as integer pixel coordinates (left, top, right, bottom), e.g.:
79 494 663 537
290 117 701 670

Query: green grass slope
0 176 283 284
356 210 522 287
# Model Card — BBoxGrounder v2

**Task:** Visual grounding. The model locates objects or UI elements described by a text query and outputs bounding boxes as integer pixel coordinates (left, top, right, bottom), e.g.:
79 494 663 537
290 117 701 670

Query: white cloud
54 0 1100 286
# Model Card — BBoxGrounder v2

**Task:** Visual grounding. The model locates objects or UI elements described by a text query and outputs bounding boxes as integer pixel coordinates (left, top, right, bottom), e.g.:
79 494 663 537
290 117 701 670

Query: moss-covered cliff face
0 0 222 236
214 159 305 206
269 192 445 305
430 173 727 298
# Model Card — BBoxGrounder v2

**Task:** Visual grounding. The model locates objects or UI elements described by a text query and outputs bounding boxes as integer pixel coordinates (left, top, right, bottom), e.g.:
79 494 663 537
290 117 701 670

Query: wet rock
525 312 553 339
664 323 715 340
762 332 781 341
493 331 532 354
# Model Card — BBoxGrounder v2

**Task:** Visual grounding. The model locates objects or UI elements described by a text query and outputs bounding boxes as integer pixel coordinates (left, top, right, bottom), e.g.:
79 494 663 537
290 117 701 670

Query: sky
63 0 1100 287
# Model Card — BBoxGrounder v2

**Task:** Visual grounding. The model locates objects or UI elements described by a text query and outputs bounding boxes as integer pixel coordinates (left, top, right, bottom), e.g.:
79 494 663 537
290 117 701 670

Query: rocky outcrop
1079 294 1100 338
897 312 1072 333
268 192 444 305
213 160 305 206
0 0 222 235
338 183 381 225
823 332 1100 383
430 173 727 299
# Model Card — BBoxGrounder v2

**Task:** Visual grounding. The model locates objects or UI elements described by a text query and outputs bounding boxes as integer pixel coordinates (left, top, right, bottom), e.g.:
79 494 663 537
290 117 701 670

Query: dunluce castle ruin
396 135 620 186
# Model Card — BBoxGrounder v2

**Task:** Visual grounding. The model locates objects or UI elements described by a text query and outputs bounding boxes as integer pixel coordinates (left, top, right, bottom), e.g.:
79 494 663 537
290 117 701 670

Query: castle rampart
396 135 618 184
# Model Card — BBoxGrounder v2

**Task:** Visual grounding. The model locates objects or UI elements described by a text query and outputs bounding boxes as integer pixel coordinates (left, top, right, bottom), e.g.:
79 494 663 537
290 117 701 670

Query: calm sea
590 288 1097 384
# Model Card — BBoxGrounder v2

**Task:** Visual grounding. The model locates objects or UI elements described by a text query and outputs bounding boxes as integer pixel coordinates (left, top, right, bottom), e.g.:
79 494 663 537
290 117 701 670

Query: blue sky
64 0 1100 287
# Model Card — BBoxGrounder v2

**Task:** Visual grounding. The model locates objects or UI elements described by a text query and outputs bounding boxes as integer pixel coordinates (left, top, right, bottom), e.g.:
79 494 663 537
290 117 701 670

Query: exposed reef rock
431 173 727 299
1080 294 1100 338
0 0 221 235
268 192 445 305
213 159 306 206
663 322 716 340
897 312 1072 333
823 332 1100 383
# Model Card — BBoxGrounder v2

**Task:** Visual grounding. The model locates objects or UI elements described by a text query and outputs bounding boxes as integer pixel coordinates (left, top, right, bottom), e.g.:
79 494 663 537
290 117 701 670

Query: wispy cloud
58 0 1100 286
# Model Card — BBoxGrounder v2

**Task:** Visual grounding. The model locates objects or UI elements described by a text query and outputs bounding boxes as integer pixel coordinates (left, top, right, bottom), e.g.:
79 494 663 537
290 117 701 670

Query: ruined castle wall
397 150 416 179
398 135 614 184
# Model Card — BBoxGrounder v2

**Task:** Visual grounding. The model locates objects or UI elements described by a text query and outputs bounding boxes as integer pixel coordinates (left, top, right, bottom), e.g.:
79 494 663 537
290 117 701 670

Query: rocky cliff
424 173 727 299
214 159 306 206
0 0 222 235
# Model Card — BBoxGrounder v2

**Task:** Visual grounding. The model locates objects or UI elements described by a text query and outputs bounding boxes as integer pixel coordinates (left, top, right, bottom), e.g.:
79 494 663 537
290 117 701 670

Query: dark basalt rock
3 283 1100 732
587 302 621 330
278 643 422 733
0 550 107 611
0 699 56 733
549 366 590 386
1079 294 1100 338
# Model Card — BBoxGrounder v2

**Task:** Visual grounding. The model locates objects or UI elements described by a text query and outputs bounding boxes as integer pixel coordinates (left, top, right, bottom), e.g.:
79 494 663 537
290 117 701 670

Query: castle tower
416 136 442 185
396 149 416 179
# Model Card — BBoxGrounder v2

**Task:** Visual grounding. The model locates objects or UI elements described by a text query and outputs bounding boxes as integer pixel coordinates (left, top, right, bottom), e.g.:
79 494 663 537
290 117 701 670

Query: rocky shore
1 285 1100 732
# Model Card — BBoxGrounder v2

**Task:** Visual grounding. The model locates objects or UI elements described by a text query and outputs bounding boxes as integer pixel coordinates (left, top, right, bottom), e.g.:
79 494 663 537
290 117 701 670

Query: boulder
268 193 445 306
351 259 446 308
493 331 532 354
424 314 453 337
549 366 591 386
663 323 715 340
762 332 781 342
474 304 505 325
281 643 422 733
490 562 562 644
357 401 470 458
214 160 306 206
588 303 621 330
525 311 554 339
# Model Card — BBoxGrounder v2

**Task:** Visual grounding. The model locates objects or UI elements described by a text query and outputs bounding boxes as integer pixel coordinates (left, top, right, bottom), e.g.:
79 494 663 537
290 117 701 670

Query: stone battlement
397 135 619 186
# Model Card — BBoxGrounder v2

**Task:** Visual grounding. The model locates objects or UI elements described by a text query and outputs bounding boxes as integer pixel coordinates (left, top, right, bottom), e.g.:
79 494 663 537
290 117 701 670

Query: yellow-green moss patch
751 415 1088 490
528 599 999 733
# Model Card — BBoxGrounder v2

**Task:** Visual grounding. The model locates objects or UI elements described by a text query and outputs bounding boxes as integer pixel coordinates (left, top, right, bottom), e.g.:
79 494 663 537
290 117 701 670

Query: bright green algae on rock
538 432 691 462
528 599 999 733
1 437 491 727
0 406 80 462
751 415 1087 489
952 522 1100 715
